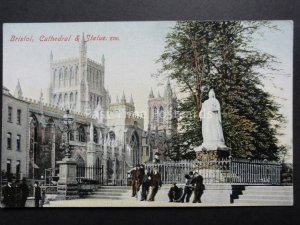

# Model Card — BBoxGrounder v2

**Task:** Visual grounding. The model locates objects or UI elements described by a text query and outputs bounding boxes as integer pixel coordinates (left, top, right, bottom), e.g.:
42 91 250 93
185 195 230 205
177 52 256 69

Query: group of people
168 171 205 203
1 178 46 208
130 165 205 203
130 164 162 202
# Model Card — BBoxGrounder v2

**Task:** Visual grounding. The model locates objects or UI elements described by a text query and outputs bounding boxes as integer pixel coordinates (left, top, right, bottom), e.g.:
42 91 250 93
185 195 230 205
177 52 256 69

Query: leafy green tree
158 21 285 160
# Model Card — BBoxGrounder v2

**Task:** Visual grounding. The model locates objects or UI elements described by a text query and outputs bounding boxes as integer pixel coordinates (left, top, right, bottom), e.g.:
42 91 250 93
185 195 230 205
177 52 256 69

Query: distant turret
130 94 134 105
14 79 23 99
164 78 172 99
149 88 154 98
121 91 126 104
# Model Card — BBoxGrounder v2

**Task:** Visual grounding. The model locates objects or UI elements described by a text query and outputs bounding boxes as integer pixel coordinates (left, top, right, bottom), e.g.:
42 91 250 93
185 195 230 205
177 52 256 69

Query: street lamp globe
63 110 74 126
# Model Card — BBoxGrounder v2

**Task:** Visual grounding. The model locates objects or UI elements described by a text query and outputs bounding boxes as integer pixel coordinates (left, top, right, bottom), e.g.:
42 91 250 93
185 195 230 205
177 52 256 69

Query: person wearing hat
168 183 182 202
130 165 139 197
2 179 14 207
137 164 145 192
191 172 205 203
148 167 162 201
34 181 42 207
20 178 29 207
140 169 151 201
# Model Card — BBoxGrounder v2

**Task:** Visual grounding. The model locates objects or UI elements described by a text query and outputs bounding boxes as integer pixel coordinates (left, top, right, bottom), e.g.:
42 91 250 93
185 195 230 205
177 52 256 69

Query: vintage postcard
1 21 293 207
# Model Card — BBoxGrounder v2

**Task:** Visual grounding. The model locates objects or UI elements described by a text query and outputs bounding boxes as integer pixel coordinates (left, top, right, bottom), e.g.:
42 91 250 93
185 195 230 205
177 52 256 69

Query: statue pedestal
195 144 230 160
57 158 78 200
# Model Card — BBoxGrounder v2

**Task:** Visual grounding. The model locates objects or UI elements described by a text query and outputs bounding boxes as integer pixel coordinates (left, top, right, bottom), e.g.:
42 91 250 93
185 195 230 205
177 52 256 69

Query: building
142 80 178 162
1 35 145 184
1 85 29 180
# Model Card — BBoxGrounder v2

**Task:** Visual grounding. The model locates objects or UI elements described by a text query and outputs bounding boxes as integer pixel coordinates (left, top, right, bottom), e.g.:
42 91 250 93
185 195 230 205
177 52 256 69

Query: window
153 107 157 123
159 106 164 124
17 135 21 151
6 159 11 174
7 133 12 149
17 109 21 124
8 106 13 122
16 160 21 175
78 126 86 142
94 128 98 143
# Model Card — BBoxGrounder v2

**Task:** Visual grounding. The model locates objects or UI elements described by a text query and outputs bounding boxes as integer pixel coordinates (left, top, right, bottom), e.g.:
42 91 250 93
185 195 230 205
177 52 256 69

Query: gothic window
8 106 12 122
64 68 68 87
59 69 63 87
58 94 62 105
94 128 98 143
64 93 68 104
17 109 21 125
7 132 12 149
153 107 157 123
70 92 74 103
78 126 86 142
17 135 21 151
75 66 79 85
159 106 164 124
69 67 73 86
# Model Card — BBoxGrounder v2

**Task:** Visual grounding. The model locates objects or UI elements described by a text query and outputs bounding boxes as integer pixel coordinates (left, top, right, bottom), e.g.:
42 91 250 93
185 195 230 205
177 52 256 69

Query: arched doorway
130 131 140 166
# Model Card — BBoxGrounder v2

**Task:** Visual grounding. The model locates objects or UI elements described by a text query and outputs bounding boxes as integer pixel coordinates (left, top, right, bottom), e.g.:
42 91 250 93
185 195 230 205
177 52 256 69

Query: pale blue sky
3 21 293 161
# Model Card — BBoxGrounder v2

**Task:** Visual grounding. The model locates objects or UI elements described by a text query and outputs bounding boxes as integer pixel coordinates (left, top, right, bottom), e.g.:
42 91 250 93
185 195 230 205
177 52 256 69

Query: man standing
130 165 139 197
20 178 29 207
140 169 151 201
178 171 194 203
34 182 41 207
2 179 14 208
191 172 205 203
137 164 145 192
148 167 162 201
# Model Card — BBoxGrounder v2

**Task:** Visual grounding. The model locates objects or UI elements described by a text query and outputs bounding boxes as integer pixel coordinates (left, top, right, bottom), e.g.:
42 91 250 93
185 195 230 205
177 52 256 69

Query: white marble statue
198 89 227 150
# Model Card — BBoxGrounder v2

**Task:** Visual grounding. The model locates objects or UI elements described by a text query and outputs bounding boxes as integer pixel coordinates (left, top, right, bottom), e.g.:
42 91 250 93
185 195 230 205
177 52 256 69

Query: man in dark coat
168 183 182 202
140 169 151 201
178 171 194 203
2 179 14 208
34 182 41 207
148 167 162 201
19 178 29 207
191 172 205 203
130 165 139 197
137 164 145 192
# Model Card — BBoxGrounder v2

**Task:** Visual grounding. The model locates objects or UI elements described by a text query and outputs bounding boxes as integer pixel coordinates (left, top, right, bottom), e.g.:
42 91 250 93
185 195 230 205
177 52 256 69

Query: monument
195 89 230 160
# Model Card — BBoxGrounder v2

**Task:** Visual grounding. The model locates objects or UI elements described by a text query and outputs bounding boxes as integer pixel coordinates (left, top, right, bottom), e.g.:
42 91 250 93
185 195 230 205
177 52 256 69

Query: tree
158 21 285 160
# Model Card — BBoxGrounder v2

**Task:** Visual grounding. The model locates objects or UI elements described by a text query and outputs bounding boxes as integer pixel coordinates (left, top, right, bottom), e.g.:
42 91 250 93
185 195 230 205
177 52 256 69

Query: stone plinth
195 148 230 161
57 158 78 200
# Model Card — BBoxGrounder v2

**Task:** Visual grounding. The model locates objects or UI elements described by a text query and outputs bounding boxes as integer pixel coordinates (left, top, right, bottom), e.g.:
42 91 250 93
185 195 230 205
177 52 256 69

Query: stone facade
2 36 144 184
142 80 178 162
1 86 29 179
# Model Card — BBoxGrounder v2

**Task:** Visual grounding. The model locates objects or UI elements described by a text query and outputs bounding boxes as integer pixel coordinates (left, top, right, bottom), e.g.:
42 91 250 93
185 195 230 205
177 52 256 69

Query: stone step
234 199 293 205
92 192 125 196
238 195 293 201
89 195 126 200
242 190 293 196
245 186 293 191
94 189 129 193
100 186 130 189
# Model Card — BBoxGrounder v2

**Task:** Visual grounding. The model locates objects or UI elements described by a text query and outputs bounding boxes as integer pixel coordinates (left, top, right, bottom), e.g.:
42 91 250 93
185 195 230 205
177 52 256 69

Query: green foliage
158 21 285 160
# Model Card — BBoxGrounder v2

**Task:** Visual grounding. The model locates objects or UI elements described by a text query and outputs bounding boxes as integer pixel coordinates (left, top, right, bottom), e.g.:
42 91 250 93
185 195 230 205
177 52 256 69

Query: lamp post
57 110 78 199
62 110 74 158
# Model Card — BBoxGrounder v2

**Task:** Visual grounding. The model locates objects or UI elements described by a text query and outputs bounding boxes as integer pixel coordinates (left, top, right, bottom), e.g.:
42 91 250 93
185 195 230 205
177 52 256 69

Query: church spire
50 50 53 63
121 91 126 104
149 88 154 98
14 79 23 99
164 78 172 98
130 94 134 105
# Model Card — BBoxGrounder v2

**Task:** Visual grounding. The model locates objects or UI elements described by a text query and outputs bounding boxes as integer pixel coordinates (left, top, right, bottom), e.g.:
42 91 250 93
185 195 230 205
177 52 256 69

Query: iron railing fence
145 158 282 185
76 165 104 185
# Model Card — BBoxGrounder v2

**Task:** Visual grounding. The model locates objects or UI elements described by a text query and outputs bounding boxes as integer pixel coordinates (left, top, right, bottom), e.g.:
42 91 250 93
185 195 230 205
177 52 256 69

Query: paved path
46 198 233 207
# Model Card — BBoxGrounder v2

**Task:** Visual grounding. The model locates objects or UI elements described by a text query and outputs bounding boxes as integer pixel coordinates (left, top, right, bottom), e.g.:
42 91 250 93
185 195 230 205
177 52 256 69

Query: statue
198 89 228 151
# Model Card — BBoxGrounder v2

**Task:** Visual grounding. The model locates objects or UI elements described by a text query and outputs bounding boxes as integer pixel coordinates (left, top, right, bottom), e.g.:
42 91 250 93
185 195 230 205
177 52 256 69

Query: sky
3 21 293 162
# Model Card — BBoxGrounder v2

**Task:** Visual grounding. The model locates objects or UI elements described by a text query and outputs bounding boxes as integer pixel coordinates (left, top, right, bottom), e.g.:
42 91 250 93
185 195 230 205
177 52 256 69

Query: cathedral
1 33 177 184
